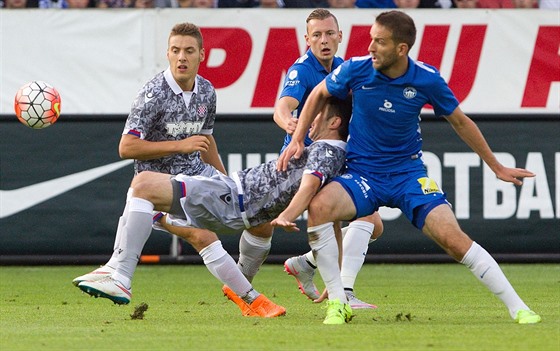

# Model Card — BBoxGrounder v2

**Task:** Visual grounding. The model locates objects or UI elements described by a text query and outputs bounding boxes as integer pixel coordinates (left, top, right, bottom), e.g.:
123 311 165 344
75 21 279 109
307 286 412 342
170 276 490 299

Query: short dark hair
306 8 339 30
324 96 352 140
376 10 416 49
169 23 204 49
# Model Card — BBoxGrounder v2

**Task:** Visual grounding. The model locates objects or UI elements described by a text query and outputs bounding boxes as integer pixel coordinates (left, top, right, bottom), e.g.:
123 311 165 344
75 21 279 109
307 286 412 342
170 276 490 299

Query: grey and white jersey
123 68 217 175
238 139 347 227
168 139 346 234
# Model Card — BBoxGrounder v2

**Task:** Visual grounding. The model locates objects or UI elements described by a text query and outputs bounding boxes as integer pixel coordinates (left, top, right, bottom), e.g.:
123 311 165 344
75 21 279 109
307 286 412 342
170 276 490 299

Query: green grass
0 264 558 351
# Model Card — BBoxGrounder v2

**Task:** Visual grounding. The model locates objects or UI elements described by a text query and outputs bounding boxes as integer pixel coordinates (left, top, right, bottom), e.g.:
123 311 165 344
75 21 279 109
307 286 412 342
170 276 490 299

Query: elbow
272 112 282 126
118 143 133 160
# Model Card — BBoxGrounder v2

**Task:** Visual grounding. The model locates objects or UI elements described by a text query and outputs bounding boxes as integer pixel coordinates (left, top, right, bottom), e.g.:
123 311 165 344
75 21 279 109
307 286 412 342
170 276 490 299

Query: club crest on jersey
417 177 441 195
403 87 417 99
197 104 207 116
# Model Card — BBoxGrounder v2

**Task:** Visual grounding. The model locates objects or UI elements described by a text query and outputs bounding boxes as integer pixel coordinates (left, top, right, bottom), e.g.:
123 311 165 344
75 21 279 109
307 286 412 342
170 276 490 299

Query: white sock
341 220 374 290
200 240 254 298
461 241 530 319
308 222 346 302
303 251 317 268
237 230 271 283
106 188 134 269
113 197 154 289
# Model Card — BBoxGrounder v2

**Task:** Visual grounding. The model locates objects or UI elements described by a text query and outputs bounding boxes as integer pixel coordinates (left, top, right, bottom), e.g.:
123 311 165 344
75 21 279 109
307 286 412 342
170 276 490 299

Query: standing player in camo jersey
72 24 274 314
245 8 381 309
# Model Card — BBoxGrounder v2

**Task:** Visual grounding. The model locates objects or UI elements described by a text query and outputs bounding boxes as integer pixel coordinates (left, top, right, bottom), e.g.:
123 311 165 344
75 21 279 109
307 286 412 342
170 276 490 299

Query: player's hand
286 117 298 135
178 135 210 154
276 141 304 171
495 166 535 186
270 217 299 232
313 288 328 303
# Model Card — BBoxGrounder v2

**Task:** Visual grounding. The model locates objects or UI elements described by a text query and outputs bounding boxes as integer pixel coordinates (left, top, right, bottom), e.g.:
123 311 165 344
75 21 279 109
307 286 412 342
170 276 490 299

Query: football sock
237 230 272 283
308 222 346 302
303 251 317 269
106 187 133 269
113 197 154 289
341 220 374 290
461 241 530 319
200 240 254 301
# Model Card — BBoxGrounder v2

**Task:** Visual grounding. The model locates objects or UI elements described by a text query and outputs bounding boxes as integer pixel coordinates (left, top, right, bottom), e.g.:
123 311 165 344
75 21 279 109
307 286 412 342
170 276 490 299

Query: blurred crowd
2 0 558 9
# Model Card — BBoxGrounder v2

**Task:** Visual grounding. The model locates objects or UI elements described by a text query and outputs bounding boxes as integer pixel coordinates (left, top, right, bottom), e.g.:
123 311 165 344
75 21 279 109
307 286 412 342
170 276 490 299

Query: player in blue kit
276 10 541 325
265 8 383 310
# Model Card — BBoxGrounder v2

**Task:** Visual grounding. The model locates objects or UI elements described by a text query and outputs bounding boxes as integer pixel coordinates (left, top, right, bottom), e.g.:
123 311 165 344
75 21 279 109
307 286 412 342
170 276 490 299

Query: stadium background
1 9 558 264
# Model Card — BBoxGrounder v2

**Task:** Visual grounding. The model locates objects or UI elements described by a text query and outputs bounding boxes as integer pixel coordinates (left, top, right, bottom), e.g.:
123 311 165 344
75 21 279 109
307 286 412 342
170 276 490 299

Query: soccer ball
14 81 61 129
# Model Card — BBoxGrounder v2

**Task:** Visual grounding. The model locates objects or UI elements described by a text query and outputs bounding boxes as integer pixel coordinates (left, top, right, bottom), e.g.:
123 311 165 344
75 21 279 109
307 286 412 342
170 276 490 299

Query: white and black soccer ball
14 81 61 129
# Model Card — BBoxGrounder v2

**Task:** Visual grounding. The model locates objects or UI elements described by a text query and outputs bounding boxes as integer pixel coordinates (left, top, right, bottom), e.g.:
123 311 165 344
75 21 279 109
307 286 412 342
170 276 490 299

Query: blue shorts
333 169 451 230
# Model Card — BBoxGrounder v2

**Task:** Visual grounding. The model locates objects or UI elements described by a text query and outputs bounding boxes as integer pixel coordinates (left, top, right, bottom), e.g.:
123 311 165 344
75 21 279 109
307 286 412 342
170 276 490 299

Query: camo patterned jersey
122 68 217 175
237 139 347 227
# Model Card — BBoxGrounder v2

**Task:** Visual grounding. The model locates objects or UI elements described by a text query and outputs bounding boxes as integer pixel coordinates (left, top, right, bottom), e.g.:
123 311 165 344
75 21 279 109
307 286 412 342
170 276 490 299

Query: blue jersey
279 49 344 150
326 56 459 174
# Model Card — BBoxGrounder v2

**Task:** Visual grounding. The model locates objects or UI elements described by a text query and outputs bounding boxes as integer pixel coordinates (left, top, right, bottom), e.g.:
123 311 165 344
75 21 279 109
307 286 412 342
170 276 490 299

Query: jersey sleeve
279 64 311 103
304 142 346 186
122 84 155 139
421 64 459 117
325 60 353 100
200 88 217 135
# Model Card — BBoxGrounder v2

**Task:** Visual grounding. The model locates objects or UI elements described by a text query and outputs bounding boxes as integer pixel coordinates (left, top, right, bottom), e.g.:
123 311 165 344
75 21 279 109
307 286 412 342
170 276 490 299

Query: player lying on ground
77 97 352 320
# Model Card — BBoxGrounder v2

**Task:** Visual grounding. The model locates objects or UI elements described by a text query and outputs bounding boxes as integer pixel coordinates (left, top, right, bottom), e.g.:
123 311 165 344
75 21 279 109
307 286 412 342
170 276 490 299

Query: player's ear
200 48 205 62
329 116 342 130
397 43 408 57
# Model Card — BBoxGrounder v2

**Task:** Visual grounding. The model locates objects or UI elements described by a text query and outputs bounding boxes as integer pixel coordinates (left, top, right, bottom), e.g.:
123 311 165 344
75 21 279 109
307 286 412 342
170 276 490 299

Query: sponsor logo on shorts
417 177 441 195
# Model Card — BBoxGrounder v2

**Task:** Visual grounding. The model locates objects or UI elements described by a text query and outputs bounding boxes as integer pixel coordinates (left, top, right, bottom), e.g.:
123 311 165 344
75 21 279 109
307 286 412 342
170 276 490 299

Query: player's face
308 110 331 141
167 35 205 91
305 17 342 67
368 23 400 74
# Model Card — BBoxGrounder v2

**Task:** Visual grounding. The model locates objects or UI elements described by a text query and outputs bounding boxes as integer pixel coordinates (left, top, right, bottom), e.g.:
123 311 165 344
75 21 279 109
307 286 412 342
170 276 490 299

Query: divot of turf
130 302 149 320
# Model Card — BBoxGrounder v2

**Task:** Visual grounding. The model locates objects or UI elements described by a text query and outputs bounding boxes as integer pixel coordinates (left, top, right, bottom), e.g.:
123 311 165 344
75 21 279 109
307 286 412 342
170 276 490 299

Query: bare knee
131 172 157 198
307 197 334 225
356 212 384 240
422 205 473 261
172 226 218 253
248 222 273 238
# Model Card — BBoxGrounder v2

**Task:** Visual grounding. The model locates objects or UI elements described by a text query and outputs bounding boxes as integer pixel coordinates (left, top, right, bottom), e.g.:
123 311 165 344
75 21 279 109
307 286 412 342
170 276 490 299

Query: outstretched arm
270 173 321 232
277 80 332 171
273 96 300 135
445 107 535 185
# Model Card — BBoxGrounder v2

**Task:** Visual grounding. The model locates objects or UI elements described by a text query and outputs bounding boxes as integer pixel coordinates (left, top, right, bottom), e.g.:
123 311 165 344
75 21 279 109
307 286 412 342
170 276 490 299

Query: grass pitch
0 264 558 351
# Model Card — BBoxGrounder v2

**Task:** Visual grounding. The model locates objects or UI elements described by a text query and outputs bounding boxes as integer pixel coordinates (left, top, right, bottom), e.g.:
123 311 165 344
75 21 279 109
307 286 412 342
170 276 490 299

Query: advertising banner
0 116 557 261
1 9 559 115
